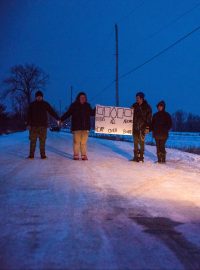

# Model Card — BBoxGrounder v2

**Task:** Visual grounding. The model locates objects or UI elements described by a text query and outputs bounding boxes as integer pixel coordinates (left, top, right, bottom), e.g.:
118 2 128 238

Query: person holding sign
61 92 95 160
131 92 152 162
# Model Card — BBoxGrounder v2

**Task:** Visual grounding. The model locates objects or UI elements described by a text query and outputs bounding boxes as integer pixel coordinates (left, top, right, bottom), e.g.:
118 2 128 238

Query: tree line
172 110 200 132
1 63 200 133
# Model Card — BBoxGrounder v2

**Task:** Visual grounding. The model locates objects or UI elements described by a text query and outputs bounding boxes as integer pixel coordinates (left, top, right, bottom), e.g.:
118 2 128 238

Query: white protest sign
95 105 133 135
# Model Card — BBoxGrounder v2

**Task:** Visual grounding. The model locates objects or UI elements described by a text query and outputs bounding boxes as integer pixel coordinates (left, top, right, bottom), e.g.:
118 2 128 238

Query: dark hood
157 100 166 111
75 92 87 103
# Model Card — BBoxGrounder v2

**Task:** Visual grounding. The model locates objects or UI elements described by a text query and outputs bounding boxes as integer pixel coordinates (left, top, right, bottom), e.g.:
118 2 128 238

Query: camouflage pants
133 132 145 155
29 127 47 156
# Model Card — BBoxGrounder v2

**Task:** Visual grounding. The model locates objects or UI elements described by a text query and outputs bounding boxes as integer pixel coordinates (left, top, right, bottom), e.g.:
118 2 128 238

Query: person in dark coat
27 90 59 159
131 92 152 162
152 100 172 163
61 92 95 160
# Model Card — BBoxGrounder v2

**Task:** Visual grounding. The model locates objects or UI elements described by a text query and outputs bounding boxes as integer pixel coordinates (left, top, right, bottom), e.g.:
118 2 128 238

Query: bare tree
186 113 200 132
172 110 200 132
172 110 187 131
0 103 7 120
2 64 49 110
0 103 8 132
11 95 26 120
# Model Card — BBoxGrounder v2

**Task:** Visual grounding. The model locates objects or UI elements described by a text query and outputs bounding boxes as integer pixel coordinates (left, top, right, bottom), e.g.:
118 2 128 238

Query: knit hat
35 90 43 97
157 100 166 109
136 92 145 99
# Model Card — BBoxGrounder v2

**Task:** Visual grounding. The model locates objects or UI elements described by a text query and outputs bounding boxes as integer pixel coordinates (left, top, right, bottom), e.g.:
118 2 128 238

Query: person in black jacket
131 92 152 162
27 90 59 159
61 92 95 160
152 100 172 163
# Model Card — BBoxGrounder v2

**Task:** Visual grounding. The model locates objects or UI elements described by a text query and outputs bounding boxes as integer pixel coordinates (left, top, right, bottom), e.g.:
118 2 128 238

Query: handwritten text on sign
95 105 133 135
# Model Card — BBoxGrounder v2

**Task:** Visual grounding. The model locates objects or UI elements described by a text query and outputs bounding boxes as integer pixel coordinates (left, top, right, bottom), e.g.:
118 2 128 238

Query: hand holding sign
95 105 133 135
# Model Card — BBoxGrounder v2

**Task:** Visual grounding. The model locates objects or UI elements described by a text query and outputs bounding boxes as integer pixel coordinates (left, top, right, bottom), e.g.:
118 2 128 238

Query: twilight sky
0 0 200 115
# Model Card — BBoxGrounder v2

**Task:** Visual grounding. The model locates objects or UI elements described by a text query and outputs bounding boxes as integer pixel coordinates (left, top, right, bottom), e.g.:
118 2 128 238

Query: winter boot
138 151 144 162
27 154 34 159
73 155 79 160
130 151 139 162
41 155 47 159
40 148 47 159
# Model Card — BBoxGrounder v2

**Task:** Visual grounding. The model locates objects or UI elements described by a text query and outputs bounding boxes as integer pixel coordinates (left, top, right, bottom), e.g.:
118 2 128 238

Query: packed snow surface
0 131 200 270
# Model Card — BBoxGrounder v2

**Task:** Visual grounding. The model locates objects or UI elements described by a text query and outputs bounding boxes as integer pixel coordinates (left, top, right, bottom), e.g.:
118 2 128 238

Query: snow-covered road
0 131 200 270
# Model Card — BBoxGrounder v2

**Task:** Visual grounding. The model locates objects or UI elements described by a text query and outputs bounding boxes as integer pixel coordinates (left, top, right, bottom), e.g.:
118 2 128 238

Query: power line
79 25 200 105
90 80 115 102
91 2 200 99
136 1 200 47
119 24 200 80
87 2 200 103
89 2 146 103
73 1 146 90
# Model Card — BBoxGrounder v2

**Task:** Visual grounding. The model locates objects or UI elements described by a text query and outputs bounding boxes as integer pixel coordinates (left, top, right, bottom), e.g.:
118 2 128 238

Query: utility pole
115 24 119 107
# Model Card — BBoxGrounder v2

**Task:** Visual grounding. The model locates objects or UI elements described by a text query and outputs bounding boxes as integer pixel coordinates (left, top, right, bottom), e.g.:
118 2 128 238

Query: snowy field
90 130 200 149
147 132 200 149
0 131 200 270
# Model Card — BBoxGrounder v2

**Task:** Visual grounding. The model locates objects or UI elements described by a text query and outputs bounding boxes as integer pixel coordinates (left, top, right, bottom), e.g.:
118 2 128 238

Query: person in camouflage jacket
27 90 59 159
